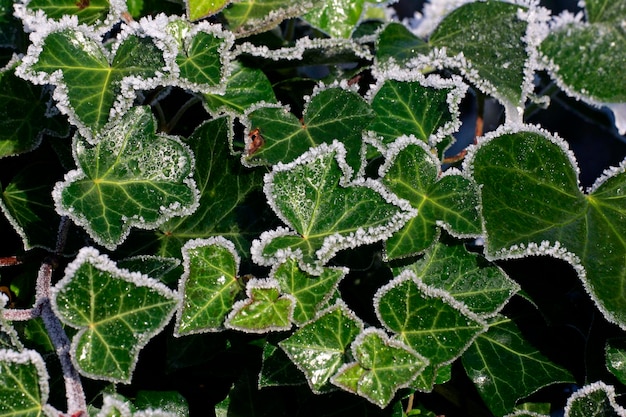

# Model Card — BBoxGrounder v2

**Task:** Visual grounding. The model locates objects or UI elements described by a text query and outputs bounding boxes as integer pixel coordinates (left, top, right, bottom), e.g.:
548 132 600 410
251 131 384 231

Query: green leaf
54 106 198 250
156 117 262 258
0 62 68 158
244 87 374 177
225 278 295 333
380 137 481 259
203 61 277 117
367 73 465 147
134 390 189 416
375 22 430 65
331 328 428 408
429 0 531 119
605 339 626 385
175 237 242 336
395 241 519 317
271 258 346 325
0 349 52 417
564 382 625 417
186 0 231 21
374 271 487 390
279 302 363 393
302 0 365 38
251 141 415 273
21 0 112 26
468 125 626 329
259 340 307 387
584 0 626 23
19 25 165 138
50 247 178 383
461 316 574 416
222 0 315 37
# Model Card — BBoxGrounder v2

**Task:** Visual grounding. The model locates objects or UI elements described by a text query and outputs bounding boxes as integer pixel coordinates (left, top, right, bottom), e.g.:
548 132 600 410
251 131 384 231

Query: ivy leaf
279 302 363 393
374 271 487 391
251 141 415 273
375 22 430 65
0 349 55 417
175 237 242 336
461 316 575 416
367 73 465 147
302 0 365 38
50 247 178 383
0 61 68 158
186 0 231 21
380 136 481 260
225 278 295 333
54 106 198 251
271 258 346 325
20 0 111 25
244 87 374 177
222 0 315 37
331 328 428 408
605 339 626 385
564 382 626 417
259 340 307 387
396 241 519 318
467 125 626 330
18 23 166 139
156 117 262 258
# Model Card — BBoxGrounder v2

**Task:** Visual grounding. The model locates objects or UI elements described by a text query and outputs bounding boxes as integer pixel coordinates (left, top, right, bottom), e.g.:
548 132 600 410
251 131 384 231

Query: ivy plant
1 0 626 416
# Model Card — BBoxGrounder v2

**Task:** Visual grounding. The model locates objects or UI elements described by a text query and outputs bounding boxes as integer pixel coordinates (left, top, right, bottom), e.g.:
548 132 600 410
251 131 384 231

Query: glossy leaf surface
186 0 231 21
0 349 51 417
24 0 110 25
605 339 626 385
302 0 365 38
564 382 625 417
223 0 313 36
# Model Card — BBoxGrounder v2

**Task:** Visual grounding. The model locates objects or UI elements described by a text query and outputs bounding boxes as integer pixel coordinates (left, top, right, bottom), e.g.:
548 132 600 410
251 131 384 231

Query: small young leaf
380 136 481 259
225 278 295 333
0 349 53 417
252 140 415 273
186 0 231 21
175 237 242 336
302 0 365 38
50 247 178 383
605 339 626 385
564 382 626 417
462 316 574 417
279 302 363 393
331 328 428 408
54 106 198 250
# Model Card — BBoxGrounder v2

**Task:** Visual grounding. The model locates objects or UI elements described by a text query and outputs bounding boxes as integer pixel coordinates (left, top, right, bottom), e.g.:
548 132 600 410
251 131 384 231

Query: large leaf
564 382 626 417
375 22 430 65
331 328 428 408
0 349 54 417
251 140 415 273
467 125 626 329
243 86 374 177
279 302 363 393
175 237 243 336
50 247 178 383
54 106 198 250
380 136 481 259
301 0 365 38
461 316 575 416
18 23 166 139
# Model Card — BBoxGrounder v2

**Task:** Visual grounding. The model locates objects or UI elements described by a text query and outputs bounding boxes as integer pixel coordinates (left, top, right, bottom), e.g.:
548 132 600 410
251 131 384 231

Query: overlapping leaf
50 247 178 383
606 339 626 385
54 106 198 250
175 237 242 336
467 125 626 330
461 316 574 416
302 0 365 38
186 0 231 21
0 349 53 417
222 0 315 37
243 87 374 176
564 382 626 417
279 303 363 393
380 136 481 259
251 141 415 273
16 0 117 27
375 22 429 65
331 328 428 408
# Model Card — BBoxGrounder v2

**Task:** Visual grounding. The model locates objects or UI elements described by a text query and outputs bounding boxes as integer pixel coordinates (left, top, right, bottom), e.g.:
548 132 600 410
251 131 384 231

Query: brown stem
0 256 21 267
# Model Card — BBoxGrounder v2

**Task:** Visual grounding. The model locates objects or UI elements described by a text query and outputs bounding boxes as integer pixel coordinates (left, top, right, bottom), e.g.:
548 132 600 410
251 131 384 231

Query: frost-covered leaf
17 23 166 139
251 141 415 273
222 0 316 37
19 0 110 25
116 256 180 284
186 0 231 21
0 61 68 158
564 382 626 417
605 339 626 385
375 22 430 66
367 73 465 147
374 270 486 391
225 278 295 333
380 136 481 260
396 241 519 317
0 296 22 350
203 61 277 117
461 316 574 417
134 390 189 416
0 349 54 417
50 247 178 383
54 106 198 251
279 302 363 393
271 258 346 325
302 0 365 38
584 0 626 23
259 340 307 387
331 328 428 408
157 117 262 257
243 87 374 177
175 237 242 336
467 125 626 330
